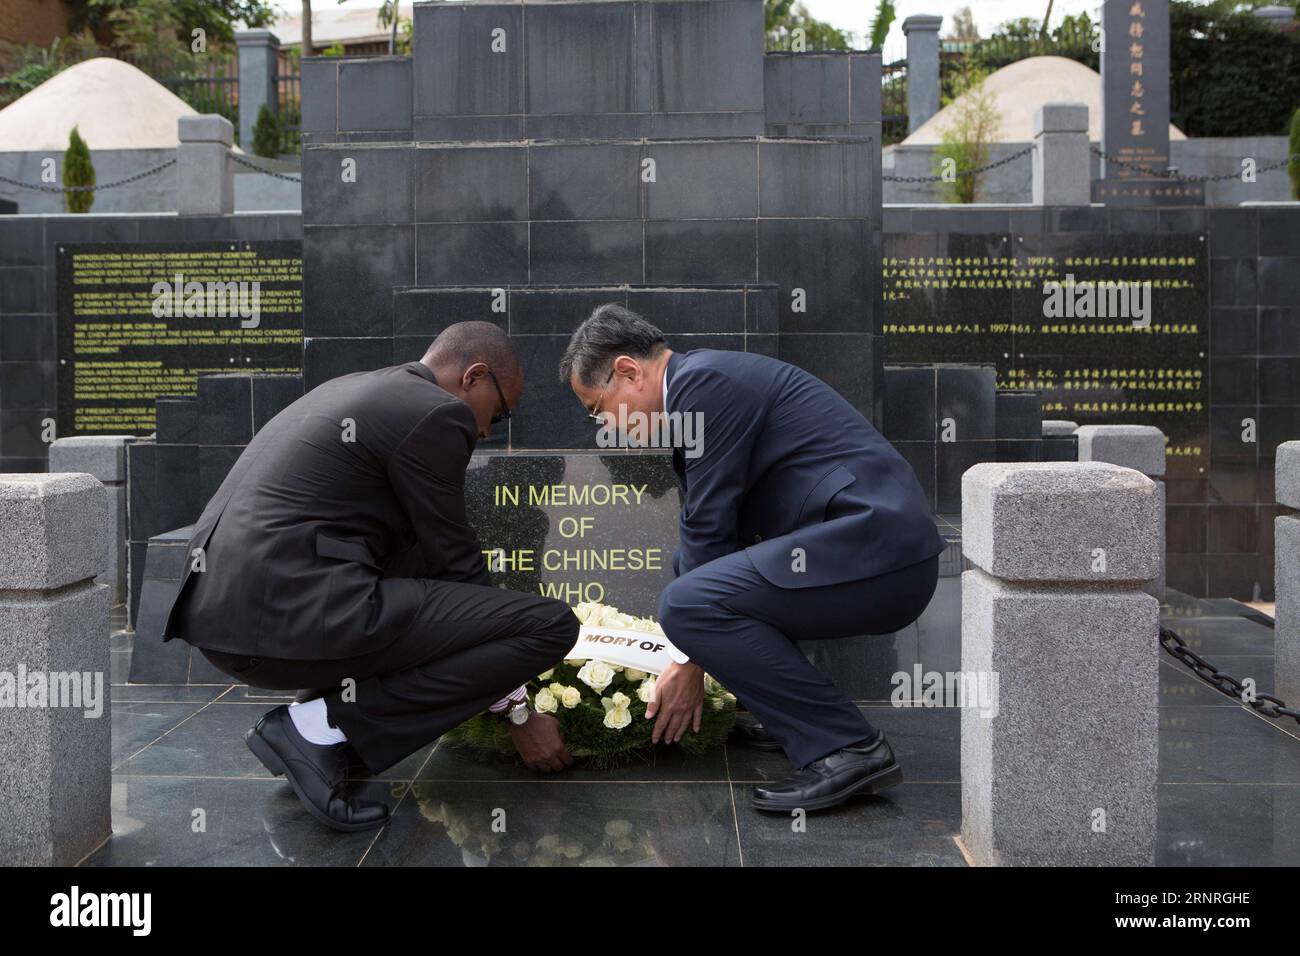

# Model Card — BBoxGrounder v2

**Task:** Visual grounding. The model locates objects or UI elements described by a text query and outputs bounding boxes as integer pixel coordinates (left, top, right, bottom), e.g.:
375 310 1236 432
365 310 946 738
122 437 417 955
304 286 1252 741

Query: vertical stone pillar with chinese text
1096 0 1201 204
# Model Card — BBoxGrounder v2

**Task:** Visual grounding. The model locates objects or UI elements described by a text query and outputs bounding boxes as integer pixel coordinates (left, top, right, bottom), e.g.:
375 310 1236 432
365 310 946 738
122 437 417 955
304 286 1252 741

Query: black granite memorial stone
55 240 303 437
1101 0 1170 174
1095 0 1203 205
884 230 1209 479
301 0 883 440
464 452 680 619
882 363 1007 513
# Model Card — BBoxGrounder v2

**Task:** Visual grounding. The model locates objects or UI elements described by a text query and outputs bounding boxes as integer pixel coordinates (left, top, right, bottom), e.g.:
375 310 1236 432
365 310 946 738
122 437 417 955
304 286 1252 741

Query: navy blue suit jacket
666 349 946 588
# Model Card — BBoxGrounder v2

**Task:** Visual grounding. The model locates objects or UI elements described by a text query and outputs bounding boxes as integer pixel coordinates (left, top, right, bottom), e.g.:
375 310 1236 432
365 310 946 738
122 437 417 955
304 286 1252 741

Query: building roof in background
0 57 226 152
901 55 1186 145
272 2 413 48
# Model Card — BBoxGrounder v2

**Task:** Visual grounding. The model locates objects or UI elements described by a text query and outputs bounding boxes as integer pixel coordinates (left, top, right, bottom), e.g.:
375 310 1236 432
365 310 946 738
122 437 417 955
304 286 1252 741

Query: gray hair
559 303 667 387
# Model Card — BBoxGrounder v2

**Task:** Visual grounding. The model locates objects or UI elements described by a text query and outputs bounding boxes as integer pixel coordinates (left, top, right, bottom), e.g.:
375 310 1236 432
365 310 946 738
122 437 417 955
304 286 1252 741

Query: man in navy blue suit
562 304 946 812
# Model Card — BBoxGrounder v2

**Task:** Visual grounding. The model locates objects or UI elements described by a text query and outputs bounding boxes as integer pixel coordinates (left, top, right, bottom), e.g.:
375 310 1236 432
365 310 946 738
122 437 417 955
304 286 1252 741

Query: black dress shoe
730 711 782 751
751 730 902 812
244 705 390 832
340 742 372 778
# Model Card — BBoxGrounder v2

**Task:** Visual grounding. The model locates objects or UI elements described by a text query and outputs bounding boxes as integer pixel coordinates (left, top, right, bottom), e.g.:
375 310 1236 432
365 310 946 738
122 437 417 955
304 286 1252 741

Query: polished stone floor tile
81 776 384 866
114 701 436 781
359 781 742 866
90 587 1300 866
734 782 964 866
1160 656 1273 706
1160 616 1275 655
115 702 277 778
1159 706 1300 785
726 704 959 784
1157 783 1300 866
112 701 209 767
345 742 440 782
225 685 298 703
1161 591 1259 620
112 684 230 703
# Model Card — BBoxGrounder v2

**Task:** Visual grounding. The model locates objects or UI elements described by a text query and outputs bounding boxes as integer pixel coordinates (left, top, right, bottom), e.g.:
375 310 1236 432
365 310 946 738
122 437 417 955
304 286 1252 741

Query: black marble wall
882 204 1300 601
299 0 884 441
125 372 303 625
0 212 301 473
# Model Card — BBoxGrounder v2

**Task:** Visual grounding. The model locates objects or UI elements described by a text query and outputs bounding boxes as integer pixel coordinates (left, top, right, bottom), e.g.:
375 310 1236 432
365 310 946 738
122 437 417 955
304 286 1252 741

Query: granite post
1075 424 1166 601
0 473 111 866
1033 103 1090 206
961 462 1160 866
177 114 234 215
1041 420 1079 437
1276 442 1300 703
48 436 134 607
235 30 281 154
903 15 943 134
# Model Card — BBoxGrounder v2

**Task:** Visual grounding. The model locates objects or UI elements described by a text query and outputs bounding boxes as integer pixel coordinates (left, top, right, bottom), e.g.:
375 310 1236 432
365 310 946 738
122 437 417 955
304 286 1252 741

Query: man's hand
646 660 705 745
508 711 573 773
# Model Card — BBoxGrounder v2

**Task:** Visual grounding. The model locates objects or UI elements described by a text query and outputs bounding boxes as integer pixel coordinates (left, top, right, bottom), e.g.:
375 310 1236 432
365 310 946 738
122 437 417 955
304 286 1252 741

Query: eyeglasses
586 368 617 422
487 369 511 425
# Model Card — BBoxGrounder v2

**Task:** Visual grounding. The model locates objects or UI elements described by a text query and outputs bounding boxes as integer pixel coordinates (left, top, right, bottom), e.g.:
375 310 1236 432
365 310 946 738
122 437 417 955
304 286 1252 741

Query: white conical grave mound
0 56 244 153
901 55 1186 146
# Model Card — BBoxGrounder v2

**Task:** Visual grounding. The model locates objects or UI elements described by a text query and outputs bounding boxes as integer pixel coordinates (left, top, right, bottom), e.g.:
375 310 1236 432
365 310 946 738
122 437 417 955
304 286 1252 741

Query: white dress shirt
662 359 691 666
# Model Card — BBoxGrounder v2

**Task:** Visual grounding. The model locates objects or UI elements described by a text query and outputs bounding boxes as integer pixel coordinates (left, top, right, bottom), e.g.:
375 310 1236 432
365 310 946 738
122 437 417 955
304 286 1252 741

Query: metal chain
1160 626 1300 725
0 157 176 193
230 153 301 182
1091 145 1300 183
883 143 1036 183
0 152 304 192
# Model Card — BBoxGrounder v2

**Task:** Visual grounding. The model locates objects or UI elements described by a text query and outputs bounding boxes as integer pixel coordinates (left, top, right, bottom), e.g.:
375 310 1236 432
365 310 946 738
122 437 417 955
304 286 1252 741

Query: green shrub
63 125 95 214
251 104 281 159
932 64 1002 204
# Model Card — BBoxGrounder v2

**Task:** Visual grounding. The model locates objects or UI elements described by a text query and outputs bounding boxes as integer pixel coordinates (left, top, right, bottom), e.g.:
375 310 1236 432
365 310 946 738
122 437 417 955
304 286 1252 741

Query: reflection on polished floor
91 558 1299 866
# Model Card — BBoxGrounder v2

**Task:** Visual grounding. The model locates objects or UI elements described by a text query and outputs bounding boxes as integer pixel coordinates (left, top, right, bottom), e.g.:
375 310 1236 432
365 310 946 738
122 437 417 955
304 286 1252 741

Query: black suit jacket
163 362 490 660
666 349 946 587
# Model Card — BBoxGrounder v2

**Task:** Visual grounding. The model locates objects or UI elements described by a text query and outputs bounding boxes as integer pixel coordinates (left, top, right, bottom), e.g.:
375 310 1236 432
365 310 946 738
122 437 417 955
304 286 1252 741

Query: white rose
624 668 647 682
538 668 554 681
534 687 558 714
578 660 616 693
560 685 582 709
637 677 657 703
579 603 615 626
602 701 632 730
547 682 566 698
571 602 600 625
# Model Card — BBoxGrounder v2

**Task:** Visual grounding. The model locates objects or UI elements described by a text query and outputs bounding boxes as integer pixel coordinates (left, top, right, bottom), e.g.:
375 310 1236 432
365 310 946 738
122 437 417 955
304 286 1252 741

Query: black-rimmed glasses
586 367 617 422
487 369 511 425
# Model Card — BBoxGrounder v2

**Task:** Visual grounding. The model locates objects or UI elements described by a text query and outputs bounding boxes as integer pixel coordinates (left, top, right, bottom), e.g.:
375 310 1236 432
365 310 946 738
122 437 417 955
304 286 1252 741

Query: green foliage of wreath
442 661 736 770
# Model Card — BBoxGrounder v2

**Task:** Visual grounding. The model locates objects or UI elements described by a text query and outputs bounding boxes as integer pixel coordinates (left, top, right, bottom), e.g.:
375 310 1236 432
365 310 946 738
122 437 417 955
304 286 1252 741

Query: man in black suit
562 305 946 812
164 322 579 831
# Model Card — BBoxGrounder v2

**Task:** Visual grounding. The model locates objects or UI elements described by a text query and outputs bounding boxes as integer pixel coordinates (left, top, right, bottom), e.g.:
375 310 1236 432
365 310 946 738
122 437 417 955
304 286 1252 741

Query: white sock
287 698 347 746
